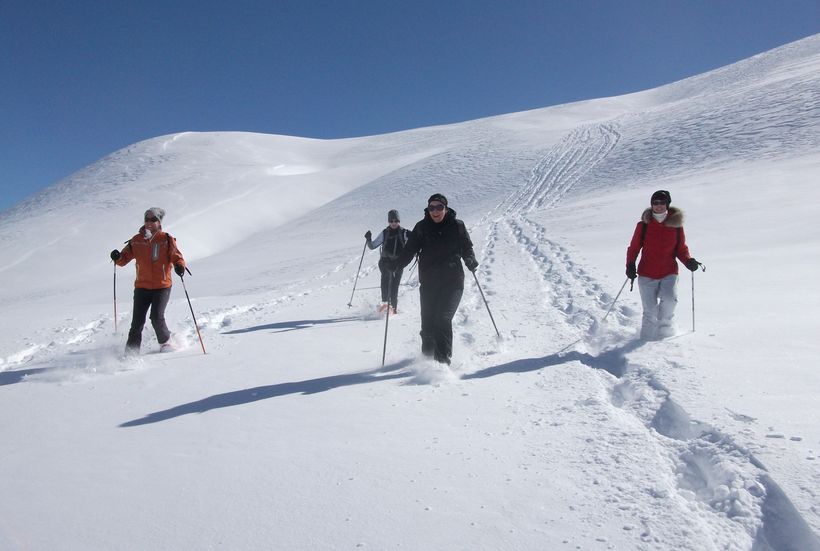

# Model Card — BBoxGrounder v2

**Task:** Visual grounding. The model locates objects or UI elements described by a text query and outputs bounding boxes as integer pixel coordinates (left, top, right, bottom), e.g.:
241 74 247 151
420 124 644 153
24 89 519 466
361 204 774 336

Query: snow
1 34 819 550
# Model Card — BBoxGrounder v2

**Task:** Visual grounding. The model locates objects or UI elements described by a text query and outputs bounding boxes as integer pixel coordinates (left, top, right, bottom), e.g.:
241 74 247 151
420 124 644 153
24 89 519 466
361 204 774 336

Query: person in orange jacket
110 207 186 354
625 190 700 340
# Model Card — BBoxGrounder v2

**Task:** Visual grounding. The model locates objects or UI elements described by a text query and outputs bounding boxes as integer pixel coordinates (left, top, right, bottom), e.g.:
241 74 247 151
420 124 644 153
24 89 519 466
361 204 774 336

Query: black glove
464 257 479 272
685 258 700 272
110 249 121 261
365 230 372 241
626 262 637 280
174 264 185 277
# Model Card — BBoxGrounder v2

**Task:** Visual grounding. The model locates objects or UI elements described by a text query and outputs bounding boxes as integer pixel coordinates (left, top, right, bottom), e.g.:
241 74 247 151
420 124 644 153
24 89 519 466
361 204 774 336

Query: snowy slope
1 34 819 550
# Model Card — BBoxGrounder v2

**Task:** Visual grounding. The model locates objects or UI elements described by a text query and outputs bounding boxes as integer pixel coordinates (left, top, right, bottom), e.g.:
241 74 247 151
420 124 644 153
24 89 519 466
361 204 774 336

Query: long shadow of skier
463 340 644 380
222 317 360 335
0 367 49 386
120 358 414 427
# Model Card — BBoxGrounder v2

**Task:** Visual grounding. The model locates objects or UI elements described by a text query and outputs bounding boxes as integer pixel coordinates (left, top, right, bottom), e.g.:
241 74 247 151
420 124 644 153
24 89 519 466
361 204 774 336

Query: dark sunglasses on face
389 219 399 223
428 204 446 212
651 201 667 206
145 216 159 222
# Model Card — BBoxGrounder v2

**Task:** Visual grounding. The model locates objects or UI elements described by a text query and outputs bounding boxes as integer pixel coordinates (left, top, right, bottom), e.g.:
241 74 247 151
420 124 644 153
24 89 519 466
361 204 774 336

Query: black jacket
396 208 476 286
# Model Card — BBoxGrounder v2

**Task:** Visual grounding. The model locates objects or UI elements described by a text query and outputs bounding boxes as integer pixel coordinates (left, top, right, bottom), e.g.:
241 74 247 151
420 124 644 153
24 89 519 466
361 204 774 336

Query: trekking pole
602 278 630 322
691 262 705 332
180 268 206 355
407 256 418 281
348 240 368 308
691 270 695 333
472 271 501 338
381 271 394 366
113 262 118 333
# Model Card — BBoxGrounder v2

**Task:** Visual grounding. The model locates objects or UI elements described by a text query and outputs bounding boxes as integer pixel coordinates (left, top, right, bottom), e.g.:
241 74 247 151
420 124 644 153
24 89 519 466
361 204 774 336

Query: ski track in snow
461 118 813 547
501 123 621 214
3 123 819 548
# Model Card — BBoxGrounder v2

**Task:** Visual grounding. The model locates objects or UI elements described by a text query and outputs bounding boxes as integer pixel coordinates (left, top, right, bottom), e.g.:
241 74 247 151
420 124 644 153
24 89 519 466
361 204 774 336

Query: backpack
381 228 409 259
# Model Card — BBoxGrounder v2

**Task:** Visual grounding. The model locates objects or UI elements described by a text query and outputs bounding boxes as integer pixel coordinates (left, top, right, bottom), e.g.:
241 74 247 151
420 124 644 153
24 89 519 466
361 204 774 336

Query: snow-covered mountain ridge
1 34 818 550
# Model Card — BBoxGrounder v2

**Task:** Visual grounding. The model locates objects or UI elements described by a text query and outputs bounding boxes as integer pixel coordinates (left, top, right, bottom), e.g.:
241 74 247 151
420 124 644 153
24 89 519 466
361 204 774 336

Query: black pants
378 258 403 308
126 287 172 351
419 281 464 364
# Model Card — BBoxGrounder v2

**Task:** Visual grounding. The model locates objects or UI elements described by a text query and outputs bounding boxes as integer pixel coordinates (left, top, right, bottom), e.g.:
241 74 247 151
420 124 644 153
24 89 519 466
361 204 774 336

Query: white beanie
144 207 166 222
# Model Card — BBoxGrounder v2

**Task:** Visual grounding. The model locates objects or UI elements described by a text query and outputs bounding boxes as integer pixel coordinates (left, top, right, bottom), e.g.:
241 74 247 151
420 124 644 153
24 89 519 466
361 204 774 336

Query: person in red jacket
626 190 700 340
110 207 186 354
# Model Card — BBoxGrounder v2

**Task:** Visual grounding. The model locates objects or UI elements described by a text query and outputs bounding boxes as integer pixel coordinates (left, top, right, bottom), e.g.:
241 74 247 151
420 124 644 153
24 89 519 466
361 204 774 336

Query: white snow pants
637 274 679 340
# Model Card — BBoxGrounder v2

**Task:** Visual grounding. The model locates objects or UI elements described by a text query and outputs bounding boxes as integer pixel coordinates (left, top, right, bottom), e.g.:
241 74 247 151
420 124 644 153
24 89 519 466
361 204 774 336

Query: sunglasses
651 201 667 206
428 203 446 212
145 216 159 222
389 219 400 223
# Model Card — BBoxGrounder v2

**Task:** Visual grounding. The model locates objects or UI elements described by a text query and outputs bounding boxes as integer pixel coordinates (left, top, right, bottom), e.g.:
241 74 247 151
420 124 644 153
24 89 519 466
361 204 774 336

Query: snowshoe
159 342 177 353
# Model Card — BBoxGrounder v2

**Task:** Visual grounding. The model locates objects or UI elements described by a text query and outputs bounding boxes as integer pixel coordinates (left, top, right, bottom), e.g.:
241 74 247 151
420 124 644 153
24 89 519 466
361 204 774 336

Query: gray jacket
367 227 411 259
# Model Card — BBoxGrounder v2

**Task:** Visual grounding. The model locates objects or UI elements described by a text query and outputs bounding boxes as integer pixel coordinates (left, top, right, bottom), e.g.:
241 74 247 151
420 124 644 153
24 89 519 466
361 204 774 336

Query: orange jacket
115 228 186 289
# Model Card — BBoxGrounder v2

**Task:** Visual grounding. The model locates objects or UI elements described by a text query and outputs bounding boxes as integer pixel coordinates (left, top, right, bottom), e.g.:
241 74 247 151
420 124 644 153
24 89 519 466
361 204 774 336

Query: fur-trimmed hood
641 206 684 228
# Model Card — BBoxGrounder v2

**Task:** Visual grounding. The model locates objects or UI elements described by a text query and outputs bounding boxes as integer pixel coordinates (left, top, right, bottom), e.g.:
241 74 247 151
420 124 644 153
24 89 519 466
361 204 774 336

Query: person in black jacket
391 193 478 365
365 209 410 314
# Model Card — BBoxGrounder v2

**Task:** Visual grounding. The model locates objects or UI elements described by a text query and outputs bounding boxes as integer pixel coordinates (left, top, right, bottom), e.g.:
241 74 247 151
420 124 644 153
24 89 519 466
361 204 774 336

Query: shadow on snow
221 316 360 335
120 358 414 427
120 342 644 428
463 340 643 380
0 367 49 386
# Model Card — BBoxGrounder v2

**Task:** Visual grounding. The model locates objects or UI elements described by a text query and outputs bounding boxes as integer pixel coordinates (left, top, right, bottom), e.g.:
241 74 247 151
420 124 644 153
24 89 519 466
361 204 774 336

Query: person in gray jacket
365 209 411 314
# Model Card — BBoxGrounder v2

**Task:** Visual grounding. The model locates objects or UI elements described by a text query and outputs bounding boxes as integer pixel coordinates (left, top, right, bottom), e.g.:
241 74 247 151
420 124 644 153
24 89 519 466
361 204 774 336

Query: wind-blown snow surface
1 35 819 550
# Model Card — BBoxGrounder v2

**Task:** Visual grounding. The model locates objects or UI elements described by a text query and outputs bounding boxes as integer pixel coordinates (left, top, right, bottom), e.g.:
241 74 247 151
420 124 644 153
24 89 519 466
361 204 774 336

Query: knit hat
427 193 448 206
650 190 671 206
388 209 400 222
144 207 166 221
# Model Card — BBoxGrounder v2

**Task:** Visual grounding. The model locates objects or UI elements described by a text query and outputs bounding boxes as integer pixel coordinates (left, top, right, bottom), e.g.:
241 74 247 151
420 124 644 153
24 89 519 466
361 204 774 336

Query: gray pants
638 274 678 340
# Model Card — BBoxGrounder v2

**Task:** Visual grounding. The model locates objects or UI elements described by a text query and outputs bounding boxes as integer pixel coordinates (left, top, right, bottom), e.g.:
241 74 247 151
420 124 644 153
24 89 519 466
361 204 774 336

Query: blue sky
1 0 817 212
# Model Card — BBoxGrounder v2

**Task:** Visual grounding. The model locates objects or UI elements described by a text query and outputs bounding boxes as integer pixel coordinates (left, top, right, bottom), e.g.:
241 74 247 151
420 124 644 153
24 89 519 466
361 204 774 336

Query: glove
685 258 700 272
174 264 185 277
365 230 372 241
110 249 121 261
464 257 479 272
626 262 637 280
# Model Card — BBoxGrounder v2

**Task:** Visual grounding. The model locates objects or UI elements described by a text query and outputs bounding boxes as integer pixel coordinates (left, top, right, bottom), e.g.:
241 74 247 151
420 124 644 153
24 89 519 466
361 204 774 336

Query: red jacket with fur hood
115 228 186 289
626 207 692 280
